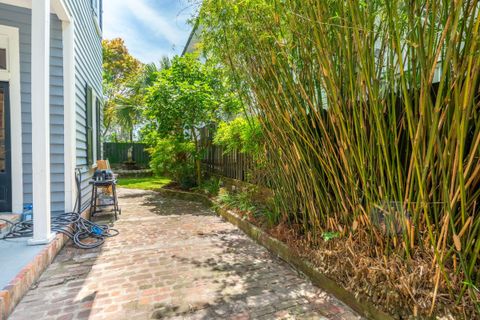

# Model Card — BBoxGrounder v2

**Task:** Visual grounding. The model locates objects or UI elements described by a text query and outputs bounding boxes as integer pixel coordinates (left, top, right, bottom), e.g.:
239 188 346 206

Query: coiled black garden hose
0 168 119 249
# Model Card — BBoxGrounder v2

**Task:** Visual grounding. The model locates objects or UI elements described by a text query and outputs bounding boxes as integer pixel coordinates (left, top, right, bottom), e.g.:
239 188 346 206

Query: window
95 98 102 160
0 34 8 72
0 49 6 70
86 86 103 166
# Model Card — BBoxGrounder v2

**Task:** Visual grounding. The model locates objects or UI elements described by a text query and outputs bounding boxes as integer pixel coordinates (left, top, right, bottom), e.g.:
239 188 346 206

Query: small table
89 179 121 220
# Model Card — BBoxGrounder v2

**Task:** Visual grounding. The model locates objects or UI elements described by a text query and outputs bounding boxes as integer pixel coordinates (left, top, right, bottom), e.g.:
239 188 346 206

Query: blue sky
103 0 198 63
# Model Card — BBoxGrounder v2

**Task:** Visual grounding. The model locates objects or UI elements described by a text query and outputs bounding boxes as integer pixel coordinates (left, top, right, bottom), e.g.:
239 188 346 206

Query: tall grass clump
200 0 480 317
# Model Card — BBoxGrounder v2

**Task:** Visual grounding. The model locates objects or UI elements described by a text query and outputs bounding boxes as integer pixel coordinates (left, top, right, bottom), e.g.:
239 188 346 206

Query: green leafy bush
217 189 255 211
217 188 279 228
213 117 263 155
195 176 221 196
149 138 196 189
143 54 242 185
213 117 269 184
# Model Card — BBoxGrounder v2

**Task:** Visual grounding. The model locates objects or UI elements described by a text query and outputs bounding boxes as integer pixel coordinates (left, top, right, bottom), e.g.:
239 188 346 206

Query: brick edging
155 188 393 320
0 209 90 320
215 207 393 320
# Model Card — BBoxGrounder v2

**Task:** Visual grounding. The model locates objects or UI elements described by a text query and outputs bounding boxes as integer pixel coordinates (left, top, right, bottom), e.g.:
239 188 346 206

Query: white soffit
0 0 71 21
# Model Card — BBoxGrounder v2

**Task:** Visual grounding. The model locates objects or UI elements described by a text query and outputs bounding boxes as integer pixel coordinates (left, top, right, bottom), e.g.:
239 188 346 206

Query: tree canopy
143 53 242 184
102 38 143 141
144 53 240 141
102 38 141 87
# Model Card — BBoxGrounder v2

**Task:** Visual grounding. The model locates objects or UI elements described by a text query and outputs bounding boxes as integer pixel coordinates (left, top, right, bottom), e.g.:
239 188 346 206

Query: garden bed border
154 187 393 320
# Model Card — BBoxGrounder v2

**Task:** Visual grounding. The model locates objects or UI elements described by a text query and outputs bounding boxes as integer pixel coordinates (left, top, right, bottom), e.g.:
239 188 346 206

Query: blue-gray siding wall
0 3 65 214
64 0 103 210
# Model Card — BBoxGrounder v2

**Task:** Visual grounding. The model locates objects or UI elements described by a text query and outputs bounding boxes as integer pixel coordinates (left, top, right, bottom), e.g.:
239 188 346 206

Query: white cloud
124 1 183 44
102 0 194 63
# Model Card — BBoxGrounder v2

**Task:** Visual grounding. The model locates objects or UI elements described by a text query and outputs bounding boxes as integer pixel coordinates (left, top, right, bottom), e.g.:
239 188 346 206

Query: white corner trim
63 19 76 212
9 27 21 214
0 25 22 213
52 0 71 22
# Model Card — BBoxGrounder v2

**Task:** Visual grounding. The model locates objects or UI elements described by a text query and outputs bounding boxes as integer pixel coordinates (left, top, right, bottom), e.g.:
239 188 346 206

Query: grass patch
117 176 171 190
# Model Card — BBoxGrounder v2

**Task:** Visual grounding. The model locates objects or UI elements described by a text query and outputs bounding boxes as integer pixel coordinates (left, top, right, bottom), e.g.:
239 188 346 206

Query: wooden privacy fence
103 142 151 167
199 126 253 182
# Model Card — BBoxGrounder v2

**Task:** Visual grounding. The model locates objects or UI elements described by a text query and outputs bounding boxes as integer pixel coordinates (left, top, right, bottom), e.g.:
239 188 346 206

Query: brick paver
9 188 361 320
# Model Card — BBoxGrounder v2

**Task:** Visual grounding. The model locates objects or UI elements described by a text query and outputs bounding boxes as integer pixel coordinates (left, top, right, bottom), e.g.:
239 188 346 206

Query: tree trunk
102 119 111 139
192 129 201 186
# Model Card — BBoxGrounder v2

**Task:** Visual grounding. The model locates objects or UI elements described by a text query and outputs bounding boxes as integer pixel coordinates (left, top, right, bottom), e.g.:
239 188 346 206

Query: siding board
64 0 103 210
0 3 65 214
0 1 102 214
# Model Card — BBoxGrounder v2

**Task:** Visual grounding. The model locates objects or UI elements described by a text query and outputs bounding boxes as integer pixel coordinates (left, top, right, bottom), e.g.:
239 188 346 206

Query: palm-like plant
105 61 162 143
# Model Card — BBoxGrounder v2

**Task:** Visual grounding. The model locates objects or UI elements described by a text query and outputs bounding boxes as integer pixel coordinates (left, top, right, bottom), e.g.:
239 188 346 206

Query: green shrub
195 176 222 196
217 188 279 227
213 117 263 155
213 117 268 184
217 188 236 206
149 138 196 189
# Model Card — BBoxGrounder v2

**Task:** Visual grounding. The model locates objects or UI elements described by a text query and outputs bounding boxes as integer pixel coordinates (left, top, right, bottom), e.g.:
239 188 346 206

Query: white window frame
95 97 103 160
0 25 22 213
0 35 9 76
92 92 98 165
88 89 99 168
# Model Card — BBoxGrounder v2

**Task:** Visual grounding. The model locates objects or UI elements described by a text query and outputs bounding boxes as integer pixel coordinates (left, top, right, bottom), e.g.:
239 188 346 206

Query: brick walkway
9 188 361 320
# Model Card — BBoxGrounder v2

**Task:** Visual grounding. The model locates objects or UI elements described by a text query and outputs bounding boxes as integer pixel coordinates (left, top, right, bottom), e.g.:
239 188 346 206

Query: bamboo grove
200 0 480 316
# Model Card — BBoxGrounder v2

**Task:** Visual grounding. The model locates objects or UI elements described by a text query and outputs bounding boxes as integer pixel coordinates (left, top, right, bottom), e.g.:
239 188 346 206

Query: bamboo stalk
200 0 480 316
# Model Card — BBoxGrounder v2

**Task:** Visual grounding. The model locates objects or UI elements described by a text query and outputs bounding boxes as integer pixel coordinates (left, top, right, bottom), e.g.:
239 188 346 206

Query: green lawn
117 176 171 190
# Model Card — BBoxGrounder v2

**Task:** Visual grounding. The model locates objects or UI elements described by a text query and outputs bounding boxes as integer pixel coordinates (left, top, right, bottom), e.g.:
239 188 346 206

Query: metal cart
89 179 121 220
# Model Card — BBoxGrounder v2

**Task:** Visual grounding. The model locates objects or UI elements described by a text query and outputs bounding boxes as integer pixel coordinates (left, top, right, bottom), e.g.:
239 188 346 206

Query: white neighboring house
182 22 200 56
0 0 103 244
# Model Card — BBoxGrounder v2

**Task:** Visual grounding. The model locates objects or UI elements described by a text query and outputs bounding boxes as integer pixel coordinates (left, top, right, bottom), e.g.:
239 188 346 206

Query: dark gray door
0 82 11 212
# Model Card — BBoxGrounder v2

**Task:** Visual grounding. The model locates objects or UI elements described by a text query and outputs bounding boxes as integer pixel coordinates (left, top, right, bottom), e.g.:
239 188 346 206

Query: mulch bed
233 208 476 320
